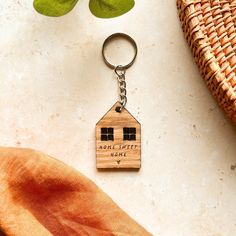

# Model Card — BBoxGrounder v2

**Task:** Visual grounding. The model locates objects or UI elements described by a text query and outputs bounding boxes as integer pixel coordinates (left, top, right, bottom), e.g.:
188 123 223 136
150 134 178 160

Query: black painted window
101 128 114 141
123 127 136 141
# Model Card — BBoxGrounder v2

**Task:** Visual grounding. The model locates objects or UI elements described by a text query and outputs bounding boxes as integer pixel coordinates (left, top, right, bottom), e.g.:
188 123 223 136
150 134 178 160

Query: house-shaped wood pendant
96 102 141 169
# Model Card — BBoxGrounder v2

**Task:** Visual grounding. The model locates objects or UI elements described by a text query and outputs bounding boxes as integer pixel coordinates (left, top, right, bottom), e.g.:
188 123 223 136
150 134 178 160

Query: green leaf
33 0 79 17
89 0 135 18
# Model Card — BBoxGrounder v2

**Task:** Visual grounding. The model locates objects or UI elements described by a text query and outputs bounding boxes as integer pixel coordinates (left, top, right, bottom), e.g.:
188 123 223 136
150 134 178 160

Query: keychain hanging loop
102 33 138 112
115 65 126 77
102 33 138 70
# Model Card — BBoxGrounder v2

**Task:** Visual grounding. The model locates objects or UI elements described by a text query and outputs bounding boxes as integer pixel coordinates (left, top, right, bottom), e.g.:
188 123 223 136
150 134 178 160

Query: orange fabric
0 147 151 236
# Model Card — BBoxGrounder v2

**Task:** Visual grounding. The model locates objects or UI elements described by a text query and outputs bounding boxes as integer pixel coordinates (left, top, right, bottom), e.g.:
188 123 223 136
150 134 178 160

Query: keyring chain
102 33 138 113
115 65 127 112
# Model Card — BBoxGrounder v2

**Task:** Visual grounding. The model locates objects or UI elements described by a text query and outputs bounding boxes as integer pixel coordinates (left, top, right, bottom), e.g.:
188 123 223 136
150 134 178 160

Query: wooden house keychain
96 33 141 169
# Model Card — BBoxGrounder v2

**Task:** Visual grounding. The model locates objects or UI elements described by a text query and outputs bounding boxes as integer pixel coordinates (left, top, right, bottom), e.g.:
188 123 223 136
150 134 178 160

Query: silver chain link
115 66 127 111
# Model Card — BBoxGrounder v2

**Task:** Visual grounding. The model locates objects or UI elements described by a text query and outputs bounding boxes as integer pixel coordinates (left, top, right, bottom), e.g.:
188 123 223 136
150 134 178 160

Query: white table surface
1 1 236 235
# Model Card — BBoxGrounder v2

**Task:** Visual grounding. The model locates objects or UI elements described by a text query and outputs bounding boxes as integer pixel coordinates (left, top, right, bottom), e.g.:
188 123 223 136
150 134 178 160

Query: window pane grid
123 127 136 141
101 127 114 141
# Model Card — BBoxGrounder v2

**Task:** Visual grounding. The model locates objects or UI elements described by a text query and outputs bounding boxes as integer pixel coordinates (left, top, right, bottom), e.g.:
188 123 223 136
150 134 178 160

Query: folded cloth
0 147 151 236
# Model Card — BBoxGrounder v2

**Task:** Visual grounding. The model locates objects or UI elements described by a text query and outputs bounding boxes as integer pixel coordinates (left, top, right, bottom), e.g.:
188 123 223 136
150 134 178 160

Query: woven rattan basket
177 0 236 123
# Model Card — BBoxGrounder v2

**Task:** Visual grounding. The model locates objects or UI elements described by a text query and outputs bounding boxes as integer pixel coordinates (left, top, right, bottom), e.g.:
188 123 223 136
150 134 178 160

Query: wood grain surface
96 102 141 169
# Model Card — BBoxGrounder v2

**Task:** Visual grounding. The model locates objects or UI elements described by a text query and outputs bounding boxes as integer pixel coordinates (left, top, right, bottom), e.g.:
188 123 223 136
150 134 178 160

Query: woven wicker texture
177 0 236 123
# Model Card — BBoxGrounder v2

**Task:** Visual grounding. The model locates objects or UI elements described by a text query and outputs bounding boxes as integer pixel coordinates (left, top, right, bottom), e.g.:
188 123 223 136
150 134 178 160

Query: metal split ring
102 33 138 70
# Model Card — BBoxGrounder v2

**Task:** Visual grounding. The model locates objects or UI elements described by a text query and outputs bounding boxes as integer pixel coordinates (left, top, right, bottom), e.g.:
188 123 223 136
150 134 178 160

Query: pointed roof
96 102 140 126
